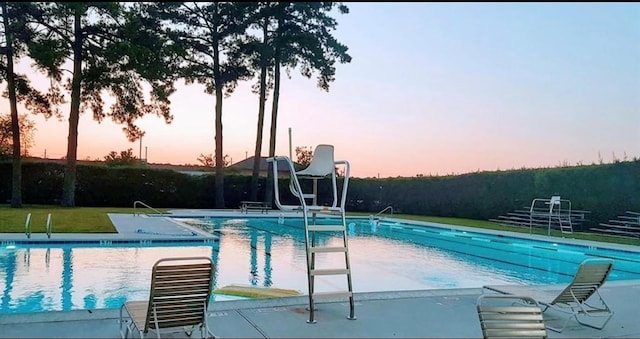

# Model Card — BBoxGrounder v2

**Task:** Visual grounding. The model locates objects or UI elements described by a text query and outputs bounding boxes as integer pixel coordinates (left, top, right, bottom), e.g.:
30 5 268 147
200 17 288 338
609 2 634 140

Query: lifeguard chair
266 144 355 323
529 195 573 235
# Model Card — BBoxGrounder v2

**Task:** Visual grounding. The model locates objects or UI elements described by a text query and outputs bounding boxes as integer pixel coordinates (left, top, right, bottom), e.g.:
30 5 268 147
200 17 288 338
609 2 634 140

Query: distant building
20 155 300 177
226 156 298 177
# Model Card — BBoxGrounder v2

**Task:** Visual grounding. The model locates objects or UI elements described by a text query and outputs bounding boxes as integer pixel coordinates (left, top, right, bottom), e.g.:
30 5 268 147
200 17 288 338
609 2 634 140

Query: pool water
0 217 639 315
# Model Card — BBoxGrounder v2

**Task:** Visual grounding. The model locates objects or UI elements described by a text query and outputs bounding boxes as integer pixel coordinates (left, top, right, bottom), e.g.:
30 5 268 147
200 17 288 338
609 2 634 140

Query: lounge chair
483 258 614 332
119 257 215 339
477 294 548 339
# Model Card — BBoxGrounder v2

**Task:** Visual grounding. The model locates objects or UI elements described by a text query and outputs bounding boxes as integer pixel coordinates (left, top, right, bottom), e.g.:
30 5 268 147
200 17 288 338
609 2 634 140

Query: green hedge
346 161 640 229
1 160 638 229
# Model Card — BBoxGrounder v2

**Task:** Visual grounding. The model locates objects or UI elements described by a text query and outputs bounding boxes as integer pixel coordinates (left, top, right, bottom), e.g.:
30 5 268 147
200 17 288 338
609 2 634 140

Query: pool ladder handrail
46 213 52 239
374 206 394 218
25 213 32 239
25 213 53 239
133 200 163 216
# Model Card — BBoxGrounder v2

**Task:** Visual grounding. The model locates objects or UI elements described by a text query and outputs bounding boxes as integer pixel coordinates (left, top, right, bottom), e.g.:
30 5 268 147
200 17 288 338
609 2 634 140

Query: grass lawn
0 205 638 246
349 212 640 247
0 205 166 233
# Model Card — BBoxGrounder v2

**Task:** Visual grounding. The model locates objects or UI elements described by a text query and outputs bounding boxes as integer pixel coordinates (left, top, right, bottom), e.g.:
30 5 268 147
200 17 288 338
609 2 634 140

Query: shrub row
1 160 638 229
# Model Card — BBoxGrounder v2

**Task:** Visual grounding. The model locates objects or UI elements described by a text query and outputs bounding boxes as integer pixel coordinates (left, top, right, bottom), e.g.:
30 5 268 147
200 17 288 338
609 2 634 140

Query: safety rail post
46 213 52 239
529 198 547 234
25 213 32 239
133 200 164 216
375 206 394 218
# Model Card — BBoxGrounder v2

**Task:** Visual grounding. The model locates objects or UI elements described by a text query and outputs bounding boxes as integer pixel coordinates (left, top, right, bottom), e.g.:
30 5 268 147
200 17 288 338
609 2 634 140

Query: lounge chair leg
545 316 572 333
575 312 614 330
184 325 194 336
120 323 129 339
119 305 132 339
348 295 357 320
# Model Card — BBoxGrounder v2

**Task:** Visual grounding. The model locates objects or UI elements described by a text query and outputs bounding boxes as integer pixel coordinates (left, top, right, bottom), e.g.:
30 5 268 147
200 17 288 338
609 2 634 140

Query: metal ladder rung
308 225 345 231
558 217 573 234
311 268 350 276
310 246 347 253
308 225 345 232
306 205 342 213
312 291 353 300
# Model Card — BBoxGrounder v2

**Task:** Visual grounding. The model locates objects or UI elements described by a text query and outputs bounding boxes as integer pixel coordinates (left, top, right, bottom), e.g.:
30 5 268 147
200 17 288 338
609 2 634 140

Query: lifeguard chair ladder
266 144 355 324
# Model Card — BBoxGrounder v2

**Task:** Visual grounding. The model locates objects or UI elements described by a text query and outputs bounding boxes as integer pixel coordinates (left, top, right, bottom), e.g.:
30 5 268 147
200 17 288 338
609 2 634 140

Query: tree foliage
276 3 352 91
0 2 61 207
0 113 35 159
262 2 352 204
24 2 177 206
2 2 352 209
240 2 273 201
103 148 139 166
150 2 254 208
295 146 313 167
197 153 230 168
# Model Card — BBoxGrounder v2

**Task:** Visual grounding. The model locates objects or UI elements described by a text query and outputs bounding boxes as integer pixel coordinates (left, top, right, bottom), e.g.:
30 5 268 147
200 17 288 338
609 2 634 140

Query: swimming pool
1 216 639 315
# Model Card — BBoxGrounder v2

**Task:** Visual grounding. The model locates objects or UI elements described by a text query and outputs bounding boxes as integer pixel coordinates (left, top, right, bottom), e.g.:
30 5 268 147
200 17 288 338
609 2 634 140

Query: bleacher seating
589 211 640 239
490 196 590 234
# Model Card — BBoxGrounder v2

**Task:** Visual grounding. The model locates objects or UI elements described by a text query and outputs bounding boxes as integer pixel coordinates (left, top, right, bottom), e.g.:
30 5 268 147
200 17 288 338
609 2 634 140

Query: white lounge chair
477 294 548 339
119 257 215 339
483 258 614 332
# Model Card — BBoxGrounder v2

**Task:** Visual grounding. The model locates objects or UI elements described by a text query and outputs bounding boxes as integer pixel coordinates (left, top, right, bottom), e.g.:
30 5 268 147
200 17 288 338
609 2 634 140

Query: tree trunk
264 56 281 206
213 43 225 208
250 20 269 202
61 13 83 207
3 3 22 208
214 87 224 208
249 65 267 201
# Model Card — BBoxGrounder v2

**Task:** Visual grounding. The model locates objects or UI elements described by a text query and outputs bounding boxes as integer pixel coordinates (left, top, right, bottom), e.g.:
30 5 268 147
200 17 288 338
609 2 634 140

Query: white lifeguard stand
529 195 573 235
266 144 355 324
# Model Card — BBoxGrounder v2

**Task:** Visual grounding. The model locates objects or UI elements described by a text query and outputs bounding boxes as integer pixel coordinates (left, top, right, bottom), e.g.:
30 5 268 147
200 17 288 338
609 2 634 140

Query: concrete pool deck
1 209 640 338
1 281 640 338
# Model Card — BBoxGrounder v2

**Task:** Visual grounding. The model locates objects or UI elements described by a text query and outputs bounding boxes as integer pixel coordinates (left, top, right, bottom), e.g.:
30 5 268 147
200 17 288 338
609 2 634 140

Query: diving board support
267 144 355 324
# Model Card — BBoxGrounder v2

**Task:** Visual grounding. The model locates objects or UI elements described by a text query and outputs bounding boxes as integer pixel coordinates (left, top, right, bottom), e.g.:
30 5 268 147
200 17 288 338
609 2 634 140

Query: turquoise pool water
0 217 639 315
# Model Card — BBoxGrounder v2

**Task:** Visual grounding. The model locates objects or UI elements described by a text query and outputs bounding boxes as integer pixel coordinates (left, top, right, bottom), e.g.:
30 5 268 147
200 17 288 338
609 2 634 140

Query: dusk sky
6 2 640 178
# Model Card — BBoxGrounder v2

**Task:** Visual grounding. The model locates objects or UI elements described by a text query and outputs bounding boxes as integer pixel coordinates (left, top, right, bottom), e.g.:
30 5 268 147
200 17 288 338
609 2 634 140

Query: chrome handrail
46 213 52 239
25 213 32 239
133 200 163 216
375 206 394 218
267 156 308 211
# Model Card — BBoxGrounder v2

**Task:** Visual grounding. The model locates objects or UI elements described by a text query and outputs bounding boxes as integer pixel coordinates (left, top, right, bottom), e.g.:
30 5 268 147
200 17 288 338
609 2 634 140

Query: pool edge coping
3 281 640 325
